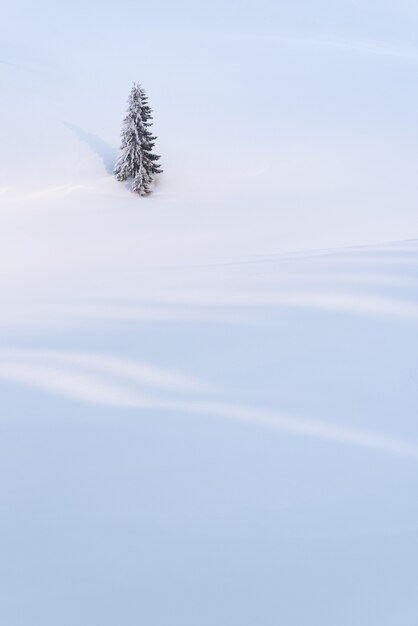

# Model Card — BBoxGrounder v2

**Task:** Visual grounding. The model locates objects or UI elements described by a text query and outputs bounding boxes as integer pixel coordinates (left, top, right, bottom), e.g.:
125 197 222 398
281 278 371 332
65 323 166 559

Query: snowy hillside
1 2 418 625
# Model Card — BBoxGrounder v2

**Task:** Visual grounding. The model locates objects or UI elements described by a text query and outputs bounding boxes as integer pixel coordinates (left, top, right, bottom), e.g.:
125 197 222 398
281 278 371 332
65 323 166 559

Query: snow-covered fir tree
114 83 162 196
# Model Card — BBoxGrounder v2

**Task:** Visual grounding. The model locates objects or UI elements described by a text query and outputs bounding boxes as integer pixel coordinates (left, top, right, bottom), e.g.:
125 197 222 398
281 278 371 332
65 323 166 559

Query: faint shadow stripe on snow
275 36 418 63
0 348 211 394
0 361 149 406
167 400 418 461
87 292 418 319
53 291 418 327
264 291 418 318
0 353 417 460
71 303 244 324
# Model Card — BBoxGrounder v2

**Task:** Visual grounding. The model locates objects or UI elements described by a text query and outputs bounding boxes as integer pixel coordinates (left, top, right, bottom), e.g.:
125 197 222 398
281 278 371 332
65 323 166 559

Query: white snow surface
1 3 418 624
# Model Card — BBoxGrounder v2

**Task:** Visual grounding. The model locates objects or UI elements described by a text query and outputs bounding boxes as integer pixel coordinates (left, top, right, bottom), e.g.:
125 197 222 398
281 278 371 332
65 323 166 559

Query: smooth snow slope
1 2 418 625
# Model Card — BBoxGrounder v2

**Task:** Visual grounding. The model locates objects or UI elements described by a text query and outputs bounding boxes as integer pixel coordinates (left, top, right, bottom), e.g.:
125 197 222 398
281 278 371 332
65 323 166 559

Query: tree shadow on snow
63 121 117 175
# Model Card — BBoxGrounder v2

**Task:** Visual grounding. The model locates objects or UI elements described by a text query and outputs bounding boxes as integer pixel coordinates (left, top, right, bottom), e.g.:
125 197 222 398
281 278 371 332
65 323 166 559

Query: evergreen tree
114 83 162 196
